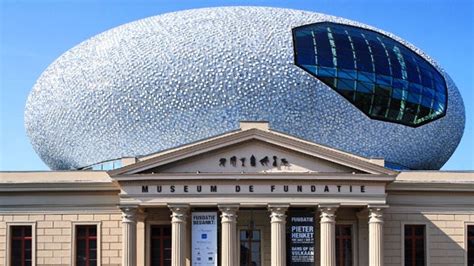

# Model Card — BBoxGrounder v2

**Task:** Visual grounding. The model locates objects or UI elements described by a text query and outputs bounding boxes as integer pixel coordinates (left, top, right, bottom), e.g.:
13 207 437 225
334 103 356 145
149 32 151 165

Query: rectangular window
336 224 352 266
468 225 474 266
76 225 97 266
10 226 32 266
404 224 426 266
240 229 261 266
150 225 172 266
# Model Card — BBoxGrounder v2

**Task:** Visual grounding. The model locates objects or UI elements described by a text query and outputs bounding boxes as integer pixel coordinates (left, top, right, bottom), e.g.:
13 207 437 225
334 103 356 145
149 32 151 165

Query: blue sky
0 0 473 171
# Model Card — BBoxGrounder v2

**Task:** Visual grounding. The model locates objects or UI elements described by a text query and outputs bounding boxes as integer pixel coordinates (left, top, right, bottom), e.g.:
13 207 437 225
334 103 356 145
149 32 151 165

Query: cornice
109 128 397 177
112 173 395 182
0 182 119 192
387 181 474 192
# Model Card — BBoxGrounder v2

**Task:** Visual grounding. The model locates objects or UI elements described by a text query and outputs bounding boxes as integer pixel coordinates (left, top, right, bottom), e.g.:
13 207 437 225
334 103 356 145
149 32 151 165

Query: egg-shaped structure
25 7 465 170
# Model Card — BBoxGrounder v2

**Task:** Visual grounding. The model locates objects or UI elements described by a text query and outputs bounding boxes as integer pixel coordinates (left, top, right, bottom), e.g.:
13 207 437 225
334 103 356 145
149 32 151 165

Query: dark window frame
150 224 172 266
336 224 353 266
239 228 262 266
10 225 33 266
404 224 426 266
291 22 448 127
75 224 98 266
468 225 474 266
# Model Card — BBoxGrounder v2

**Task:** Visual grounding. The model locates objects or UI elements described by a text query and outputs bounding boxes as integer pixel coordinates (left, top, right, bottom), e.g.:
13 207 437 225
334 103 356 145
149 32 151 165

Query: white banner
192 212 218 266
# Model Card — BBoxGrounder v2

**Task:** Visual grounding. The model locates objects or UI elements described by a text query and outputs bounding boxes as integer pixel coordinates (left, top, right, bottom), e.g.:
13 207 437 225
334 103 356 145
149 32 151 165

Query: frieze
124 184 385 196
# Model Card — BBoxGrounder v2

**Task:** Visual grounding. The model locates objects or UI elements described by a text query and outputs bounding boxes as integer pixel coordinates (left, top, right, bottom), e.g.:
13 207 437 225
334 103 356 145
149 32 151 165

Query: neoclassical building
1 122 474 266
3 5 473 266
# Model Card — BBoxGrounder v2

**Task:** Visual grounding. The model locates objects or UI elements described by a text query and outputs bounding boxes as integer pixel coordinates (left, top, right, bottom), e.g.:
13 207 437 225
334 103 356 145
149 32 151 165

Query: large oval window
293 22 447 127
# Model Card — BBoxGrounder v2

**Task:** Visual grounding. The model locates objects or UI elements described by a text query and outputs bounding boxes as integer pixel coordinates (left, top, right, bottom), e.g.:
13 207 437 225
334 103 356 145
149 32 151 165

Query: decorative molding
168 204 189 223
218 204 239 223
387 182 474 192
70 221 102 266
5 222 37 266
368 205 388 224
110 129 397 176
268 204 289 223
120 206 138 223
0 182 119 192
319 204 339 223
113 172 395 182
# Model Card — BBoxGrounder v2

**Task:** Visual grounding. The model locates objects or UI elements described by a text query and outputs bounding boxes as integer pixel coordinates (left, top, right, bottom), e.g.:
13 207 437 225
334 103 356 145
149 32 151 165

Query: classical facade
5 6 472 266
1 122 474 266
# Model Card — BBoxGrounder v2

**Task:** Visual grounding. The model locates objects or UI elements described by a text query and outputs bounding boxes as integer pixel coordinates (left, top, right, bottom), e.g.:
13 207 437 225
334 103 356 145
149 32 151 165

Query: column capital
268 204 289 223
120 206 138 223
319 204 339 223
368 205 388 224
356 208 369 220
168 204 189 223
218 204 239 223
137 208 148 222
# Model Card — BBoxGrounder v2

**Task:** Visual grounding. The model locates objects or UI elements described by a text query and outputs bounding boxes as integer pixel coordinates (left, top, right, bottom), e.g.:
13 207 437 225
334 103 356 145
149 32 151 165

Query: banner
192 212 218 266
287 213 315 266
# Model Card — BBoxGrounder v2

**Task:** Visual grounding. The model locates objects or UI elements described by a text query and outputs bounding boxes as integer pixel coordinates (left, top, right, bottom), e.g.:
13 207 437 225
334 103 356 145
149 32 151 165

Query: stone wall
2 207 473 266
384 209 474 266
0 211 122 266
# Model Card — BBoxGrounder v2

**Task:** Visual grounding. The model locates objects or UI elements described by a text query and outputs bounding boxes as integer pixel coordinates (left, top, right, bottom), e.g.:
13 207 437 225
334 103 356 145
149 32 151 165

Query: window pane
11 226 33 266
89 239 97 249
12 227 23 237
293 22 447 126
77 226 87 237
252 230 260 240
151 225 172 266
336 225 352 266
468 226 474 266
77 239 86 258
90 249 97 260
76 225 97 266
89 226 97 236
405 225 425 266
240 229 261 266
11 239 22 264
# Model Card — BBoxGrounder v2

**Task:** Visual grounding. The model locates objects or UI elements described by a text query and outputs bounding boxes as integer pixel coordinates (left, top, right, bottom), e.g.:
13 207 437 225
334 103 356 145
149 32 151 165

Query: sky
0 0 473 171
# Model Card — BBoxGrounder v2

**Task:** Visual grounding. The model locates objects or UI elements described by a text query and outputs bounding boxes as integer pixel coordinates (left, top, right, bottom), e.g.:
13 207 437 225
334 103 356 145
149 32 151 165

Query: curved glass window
292 22 447 127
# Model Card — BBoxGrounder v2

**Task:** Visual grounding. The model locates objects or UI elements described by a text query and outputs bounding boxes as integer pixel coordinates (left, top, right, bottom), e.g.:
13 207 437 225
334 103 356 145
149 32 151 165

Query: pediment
109 126 397 177
142 140 360 174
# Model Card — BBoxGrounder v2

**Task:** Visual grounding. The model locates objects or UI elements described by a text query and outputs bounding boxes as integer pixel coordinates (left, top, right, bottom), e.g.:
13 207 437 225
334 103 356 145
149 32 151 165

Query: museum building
1 122 474 266
1 6 474 266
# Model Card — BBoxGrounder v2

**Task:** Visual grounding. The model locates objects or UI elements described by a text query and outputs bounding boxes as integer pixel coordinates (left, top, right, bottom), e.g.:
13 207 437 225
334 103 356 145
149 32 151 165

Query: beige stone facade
0 212 123 265
1 123 473 266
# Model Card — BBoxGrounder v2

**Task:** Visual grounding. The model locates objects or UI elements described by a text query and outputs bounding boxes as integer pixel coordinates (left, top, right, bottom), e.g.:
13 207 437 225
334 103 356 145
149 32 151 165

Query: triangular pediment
141 139 360 174
109 125 397 178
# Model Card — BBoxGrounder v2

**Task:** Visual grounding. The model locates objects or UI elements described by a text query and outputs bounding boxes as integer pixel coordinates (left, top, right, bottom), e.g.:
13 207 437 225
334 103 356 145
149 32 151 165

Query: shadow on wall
384 212 469 266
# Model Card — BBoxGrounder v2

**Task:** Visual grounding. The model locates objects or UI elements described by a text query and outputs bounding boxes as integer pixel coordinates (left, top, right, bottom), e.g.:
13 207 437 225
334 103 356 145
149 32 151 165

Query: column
218 204 239 266
121 206 138 266
319 204 338 266
268 204 289 266
356 209 369 266
169 204 190 266
368 206 386 266
136 209 147 266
